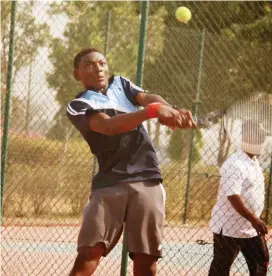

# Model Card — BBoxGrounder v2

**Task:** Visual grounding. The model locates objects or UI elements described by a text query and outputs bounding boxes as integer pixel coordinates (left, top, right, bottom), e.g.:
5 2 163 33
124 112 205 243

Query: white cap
241 120 266 155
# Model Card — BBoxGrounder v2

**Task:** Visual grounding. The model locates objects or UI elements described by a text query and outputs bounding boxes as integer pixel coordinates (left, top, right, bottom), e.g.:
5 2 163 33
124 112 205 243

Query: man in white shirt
209 120 270 276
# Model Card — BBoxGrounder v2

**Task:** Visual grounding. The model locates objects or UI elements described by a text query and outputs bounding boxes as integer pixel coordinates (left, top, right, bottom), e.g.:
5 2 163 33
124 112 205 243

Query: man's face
74 51 109 91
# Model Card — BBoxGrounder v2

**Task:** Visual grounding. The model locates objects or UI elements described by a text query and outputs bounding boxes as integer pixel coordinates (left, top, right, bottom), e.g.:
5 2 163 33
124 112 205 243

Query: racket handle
193 109 224 128
193 116 212 128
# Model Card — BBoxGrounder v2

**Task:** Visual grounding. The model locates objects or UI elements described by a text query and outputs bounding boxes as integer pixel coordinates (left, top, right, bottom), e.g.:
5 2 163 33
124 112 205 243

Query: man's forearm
136 93 171 107
88 109 148 136
228 195 257 222
106 109 148 135
88 103 182 135
145 94 170 106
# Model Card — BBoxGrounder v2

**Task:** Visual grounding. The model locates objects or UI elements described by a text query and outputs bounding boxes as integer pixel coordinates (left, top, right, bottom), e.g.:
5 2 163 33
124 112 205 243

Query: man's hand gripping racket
156 105 197 130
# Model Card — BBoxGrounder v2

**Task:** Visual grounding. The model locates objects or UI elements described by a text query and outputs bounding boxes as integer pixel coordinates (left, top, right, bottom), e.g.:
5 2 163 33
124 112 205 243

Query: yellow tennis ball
176 6 192 24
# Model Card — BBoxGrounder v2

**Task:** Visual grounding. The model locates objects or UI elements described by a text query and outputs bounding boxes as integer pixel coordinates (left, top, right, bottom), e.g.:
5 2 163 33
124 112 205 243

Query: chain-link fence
1 1 272 275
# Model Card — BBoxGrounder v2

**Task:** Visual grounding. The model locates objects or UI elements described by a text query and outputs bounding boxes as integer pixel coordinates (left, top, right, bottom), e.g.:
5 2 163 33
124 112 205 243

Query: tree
1 2 50 91
216 3 272 163
222 4 272 96
144 1 271 113
144 1 271 165
168 129 203 164
1 1 50 130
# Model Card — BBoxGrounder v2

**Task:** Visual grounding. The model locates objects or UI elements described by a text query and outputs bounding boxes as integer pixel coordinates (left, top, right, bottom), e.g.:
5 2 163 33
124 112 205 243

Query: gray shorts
77 181 166 258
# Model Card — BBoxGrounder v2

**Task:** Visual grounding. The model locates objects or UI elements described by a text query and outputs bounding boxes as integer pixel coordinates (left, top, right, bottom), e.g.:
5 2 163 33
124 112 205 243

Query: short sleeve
220 162 243 196
67 100 96 136
120 76 145 105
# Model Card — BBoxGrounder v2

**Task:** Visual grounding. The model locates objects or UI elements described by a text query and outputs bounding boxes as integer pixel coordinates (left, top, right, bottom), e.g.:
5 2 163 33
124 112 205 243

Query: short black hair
73 48 102 69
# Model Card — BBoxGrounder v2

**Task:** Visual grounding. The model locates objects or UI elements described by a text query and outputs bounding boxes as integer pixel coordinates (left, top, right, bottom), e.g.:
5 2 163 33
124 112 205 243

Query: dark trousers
208 233 269 276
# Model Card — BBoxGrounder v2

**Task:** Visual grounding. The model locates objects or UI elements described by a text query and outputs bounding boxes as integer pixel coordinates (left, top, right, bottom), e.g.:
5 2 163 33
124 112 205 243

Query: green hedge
3 136 271 225
3 136 94 218
7 134 91 165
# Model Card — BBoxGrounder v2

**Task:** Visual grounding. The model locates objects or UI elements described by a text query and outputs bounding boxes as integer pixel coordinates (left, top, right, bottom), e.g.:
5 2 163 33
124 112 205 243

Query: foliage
7 134 91 165
47 1 167 107
1 1 50 91
168 129 203 164
1 1 50 138
3 141 271 224
222 5 272 96
4 137 93 217
143 1 272 167
161 162 220 222
144 1 272 114
45 1 168 139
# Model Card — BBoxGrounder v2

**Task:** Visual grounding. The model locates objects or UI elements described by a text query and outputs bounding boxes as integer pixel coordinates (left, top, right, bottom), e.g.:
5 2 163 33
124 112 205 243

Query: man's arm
88 105 182 136
135 92 170 107
228 195 268 235
135 92 197 129
221 161 267 236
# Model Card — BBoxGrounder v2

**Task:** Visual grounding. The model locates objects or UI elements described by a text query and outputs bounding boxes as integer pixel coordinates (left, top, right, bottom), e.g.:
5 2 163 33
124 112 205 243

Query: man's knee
251 260 269 276
250 238 270 276
209 253 234 276
134 253 157 263
133 253 157 273
70 243 105 276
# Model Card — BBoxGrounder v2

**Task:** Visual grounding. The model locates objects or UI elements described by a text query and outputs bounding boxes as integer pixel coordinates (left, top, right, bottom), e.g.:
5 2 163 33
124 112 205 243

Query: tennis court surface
2 224 271 275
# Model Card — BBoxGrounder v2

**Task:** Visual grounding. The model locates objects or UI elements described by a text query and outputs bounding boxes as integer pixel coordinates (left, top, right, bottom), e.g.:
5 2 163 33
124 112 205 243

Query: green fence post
25 59 33 133
104 11 111 58
136 1 149 86
265 153 272 224
120 228 129 276
183 29 205 224
1 1 17 218
92 10 112 179
120 1 149 276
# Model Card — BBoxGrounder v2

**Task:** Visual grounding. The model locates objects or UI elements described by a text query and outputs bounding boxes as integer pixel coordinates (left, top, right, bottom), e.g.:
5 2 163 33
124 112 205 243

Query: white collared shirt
210 150 265 238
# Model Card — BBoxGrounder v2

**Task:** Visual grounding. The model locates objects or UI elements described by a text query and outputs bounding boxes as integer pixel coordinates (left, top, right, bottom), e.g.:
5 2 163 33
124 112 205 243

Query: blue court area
2 240 272 275
161 242 272 274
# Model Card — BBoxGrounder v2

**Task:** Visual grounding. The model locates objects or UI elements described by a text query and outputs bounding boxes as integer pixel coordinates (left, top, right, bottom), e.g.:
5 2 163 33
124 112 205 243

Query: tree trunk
217 118 232 166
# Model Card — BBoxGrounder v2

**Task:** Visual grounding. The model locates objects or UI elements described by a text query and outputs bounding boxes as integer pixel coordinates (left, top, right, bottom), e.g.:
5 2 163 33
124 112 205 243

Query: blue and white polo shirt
67 75 162 190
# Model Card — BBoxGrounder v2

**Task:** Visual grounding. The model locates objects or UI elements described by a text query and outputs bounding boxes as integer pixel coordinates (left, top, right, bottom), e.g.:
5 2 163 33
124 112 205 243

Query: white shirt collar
237 149 258 164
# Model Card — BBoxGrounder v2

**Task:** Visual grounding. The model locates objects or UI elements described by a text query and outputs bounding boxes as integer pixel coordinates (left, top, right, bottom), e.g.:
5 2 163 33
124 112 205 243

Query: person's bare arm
228 194 268 235
135 92 171 107
135 92 197 129
88 105 182 135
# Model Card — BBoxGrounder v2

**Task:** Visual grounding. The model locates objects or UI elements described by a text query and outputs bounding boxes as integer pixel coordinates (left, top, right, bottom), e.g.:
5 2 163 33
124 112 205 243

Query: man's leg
69 244 105 276
70 185 126 275
125 181 165 276
241 235 270 276
208 233 240 276
133 253 157 276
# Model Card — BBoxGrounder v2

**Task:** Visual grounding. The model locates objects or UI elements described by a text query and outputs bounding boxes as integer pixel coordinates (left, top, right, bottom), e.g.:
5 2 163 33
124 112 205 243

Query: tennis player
67 48 196 276
209 120 270 276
